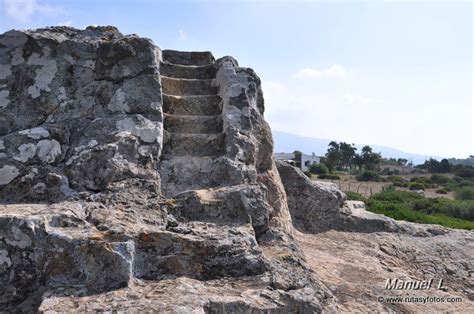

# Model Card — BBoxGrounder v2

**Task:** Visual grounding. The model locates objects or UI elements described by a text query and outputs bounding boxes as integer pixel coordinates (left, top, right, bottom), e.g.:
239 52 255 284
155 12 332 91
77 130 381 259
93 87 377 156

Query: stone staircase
159 50 225 197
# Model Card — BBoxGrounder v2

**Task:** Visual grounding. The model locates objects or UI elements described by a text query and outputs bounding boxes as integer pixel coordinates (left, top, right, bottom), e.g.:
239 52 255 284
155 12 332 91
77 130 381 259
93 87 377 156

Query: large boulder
0 26 335 312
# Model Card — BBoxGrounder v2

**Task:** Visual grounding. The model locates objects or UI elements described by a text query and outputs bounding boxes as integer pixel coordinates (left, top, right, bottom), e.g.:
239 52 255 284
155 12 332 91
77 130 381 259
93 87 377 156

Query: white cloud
179 30 188 40
294 64 348 80
341 94 374 105
2 0 62 23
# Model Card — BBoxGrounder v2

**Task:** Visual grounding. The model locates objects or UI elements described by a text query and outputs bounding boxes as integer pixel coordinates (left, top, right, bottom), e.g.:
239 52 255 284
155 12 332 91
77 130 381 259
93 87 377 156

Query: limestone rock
0 26 472 313
0 27 334 312
0 26 162 203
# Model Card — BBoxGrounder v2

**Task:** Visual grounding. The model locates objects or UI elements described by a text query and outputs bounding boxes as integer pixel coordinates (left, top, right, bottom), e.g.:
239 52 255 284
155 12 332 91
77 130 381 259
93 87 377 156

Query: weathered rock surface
278 160 473 311
297 229 473 312
0 26 334 312
0 26 162 203
0 26 472 313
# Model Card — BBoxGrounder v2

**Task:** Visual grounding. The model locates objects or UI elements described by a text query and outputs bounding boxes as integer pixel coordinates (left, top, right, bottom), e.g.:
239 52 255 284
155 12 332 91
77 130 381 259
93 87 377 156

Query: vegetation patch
366 190 474 230
346 191 367 202
356 170 381 182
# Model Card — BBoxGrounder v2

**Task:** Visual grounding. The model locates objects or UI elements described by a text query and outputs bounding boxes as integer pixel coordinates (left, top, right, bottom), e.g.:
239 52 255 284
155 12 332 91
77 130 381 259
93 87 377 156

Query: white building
300 154 321 172
274 152 321 172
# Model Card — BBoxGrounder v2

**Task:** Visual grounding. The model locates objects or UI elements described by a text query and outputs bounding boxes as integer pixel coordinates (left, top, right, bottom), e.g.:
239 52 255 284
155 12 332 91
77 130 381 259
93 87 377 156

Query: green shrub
356 170 380 182
436 189 448 194
317 174 340 180
388 176 408 187
346 191 366 202
454 167 474 179
408 182 425 191
430 174 451 184
366 196 474 230
371 190 423 203
438 200 474 221
310 163 329 175
410 176 427 183
455 186 474 201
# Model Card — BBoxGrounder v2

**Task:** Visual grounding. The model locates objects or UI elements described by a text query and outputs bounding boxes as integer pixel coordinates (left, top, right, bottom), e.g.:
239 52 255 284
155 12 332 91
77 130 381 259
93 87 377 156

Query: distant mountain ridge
272 131 446 165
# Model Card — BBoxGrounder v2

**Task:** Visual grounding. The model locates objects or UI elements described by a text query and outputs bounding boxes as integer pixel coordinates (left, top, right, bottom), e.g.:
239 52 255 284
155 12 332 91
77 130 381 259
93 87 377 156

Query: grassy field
314 173 456 199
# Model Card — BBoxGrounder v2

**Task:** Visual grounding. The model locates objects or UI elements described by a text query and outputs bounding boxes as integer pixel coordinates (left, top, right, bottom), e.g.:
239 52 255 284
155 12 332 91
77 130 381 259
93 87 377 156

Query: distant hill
448 156 474 166
272 131 446 165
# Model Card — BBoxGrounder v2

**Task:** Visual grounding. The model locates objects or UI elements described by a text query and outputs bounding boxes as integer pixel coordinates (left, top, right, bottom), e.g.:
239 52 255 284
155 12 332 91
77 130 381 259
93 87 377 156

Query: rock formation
0 26 472 312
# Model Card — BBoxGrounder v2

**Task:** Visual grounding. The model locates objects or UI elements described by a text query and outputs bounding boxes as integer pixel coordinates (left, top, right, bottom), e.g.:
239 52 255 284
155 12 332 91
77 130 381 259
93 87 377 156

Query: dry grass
313 173 455 199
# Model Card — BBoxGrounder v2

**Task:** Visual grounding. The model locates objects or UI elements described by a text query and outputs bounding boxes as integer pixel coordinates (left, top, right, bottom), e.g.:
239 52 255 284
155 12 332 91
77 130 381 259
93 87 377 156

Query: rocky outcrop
0 26 472 312
277 161 473 311
0 26 334 312
276 160 460 236
0 26 162 203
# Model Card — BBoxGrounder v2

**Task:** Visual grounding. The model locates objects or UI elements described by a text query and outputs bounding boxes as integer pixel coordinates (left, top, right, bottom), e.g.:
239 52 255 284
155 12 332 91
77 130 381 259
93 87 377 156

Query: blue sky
1 0 472 158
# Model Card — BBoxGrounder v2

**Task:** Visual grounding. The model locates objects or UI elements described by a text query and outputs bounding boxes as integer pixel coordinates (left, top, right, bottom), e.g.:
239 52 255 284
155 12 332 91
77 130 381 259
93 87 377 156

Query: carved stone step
162 49 215 66
159 156 220 196
160 62 216 79
159 157 255 197
164 114 223 134
162 132 225 157
134 223 265 280
161 76 218 96
162 94 222 116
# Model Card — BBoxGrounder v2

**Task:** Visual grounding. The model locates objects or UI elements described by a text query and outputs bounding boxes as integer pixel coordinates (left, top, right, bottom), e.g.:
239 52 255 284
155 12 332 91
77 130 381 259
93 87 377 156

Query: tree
339 142 357 169
419 158 451 173
397 158 408 166
325 141 341 171
354 145 381 170
310 163 329 175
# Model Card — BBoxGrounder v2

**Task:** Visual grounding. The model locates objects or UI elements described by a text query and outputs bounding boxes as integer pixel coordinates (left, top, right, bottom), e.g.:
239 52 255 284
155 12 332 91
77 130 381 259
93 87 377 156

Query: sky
0 0 472 158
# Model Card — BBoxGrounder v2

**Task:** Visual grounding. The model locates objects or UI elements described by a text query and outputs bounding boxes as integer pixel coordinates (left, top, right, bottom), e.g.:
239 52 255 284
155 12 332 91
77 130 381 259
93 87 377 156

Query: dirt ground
314 173 455 199
296 230 473 312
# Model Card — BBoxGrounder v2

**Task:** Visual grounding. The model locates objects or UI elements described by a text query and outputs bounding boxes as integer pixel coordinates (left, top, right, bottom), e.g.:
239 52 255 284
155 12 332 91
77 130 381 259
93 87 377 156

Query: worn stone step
161 76 218 96
162 132 225 157
159 156 220 196
164 114 223 134
134 223 265 280
160 62 216 79
162 49 215 66
159 157 252 197
162 94 222 116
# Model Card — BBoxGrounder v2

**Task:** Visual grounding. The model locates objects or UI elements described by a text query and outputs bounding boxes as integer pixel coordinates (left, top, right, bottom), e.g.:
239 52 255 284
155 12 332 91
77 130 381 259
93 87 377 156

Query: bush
356 170 380 182
309 163 329 175
454 167 474 179
439 200 474 221
410 176 430 184
371 190 423 203
367 199 474 230
455 187 474 201
317 174 340 180
366 190 474 229
430 174 451 184
346 191 366 202
436 189 448 194
388 176 408 187
408 182 425 191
